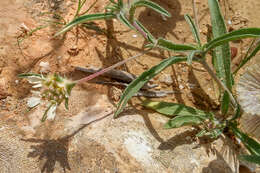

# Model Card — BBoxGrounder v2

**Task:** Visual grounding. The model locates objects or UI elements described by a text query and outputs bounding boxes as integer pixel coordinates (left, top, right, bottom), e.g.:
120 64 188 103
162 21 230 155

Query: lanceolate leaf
55 13 115 36
184 14 201 46
208 0 232 115
164 115 205 129
143 101 210 118
221 91 230 115
239 155 260 165
129 0 171 22
230 123 260 156
157 38 197 52
18 73 42 78
204 28 260 52
114 56 187 117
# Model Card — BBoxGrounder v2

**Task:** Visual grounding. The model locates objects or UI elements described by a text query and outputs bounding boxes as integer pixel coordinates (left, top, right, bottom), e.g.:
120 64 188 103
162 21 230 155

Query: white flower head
19 73 75 122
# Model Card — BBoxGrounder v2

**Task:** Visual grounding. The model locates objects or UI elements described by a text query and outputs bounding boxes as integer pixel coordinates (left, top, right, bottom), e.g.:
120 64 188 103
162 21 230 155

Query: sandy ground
0 0 259 172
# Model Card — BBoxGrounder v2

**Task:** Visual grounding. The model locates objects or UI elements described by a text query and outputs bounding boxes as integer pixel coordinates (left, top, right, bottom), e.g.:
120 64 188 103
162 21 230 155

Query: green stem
199 59 237 108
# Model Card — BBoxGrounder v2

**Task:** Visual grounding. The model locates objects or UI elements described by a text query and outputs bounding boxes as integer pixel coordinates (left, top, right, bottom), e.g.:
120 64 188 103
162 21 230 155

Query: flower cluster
19 73 75 121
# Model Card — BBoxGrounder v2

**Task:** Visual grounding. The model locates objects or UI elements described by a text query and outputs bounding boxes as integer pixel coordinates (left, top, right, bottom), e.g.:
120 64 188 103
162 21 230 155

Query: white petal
32 83 42 88
27 97 41 108
27 76 42 84
46 104 57 120
30 90 41 96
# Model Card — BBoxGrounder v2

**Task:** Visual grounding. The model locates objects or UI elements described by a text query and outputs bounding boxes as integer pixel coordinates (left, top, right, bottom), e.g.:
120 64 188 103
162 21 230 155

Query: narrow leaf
118 0 123 7
164 115 205 129
157 38 197 52
208 0 232 114
239 155 260 165
114 56 187 117
204 28 260 52
221 91 230 115
117 12 134 29
143 101 210 118
184 14 201 46
55 13 115 36
18 73 42 78
41 104 52 122
65 98 69 110
230 123 260 156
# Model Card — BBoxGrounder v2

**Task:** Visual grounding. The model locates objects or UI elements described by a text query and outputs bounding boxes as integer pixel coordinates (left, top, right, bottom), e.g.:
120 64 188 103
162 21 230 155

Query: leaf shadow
158 130 198 150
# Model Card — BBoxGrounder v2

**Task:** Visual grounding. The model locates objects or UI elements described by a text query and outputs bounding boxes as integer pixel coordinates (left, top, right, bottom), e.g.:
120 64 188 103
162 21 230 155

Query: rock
16 84 258 172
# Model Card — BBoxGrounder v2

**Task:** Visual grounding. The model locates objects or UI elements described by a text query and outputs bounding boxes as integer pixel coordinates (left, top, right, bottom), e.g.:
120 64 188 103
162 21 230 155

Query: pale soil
0 0 259 172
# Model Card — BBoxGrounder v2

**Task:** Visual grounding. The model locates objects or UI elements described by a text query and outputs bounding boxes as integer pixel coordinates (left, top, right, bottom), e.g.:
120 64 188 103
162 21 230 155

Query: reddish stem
76 49 151 83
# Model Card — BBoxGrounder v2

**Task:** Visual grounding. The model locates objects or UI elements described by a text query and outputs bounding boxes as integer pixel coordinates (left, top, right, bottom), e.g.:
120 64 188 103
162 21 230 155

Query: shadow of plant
22 137 71 173
158 130 198 150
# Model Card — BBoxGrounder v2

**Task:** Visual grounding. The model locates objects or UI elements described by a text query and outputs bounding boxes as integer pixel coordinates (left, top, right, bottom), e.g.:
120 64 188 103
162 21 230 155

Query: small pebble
179 84 184 89
132 34 138 38
160 74 173 85
15 80 19 84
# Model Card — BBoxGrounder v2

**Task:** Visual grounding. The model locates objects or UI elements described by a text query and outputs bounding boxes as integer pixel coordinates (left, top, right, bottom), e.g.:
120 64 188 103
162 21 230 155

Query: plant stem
199 59 237 108
76 48 152 83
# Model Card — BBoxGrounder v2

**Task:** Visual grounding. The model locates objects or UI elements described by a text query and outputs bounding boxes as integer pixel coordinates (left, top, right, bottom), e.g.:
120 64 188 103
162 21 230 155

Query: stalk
199 59 237 108
76 48 152 83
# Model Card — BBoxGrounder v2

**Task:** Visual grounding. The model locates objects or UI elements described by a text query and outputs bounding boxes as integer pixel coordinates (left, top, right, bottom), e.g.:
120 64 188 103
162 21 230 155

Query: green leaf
114 56 187 117
208 0 232 114
41 104 52 122
143 101 210 118
221 91 230 115
203 28 260 52
18 73 42 78
187 50 200 65
157 38 197 52
55 13 115 36
164 115 205 129
239 155 260 165
234 40 260 74
134 20 156 43
118 0 123 7
117 12 134 29
129 0 171 22
65 98 69 110
65 83 76 96
196 129 207 137
184 14 201 46
230 123 260 156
